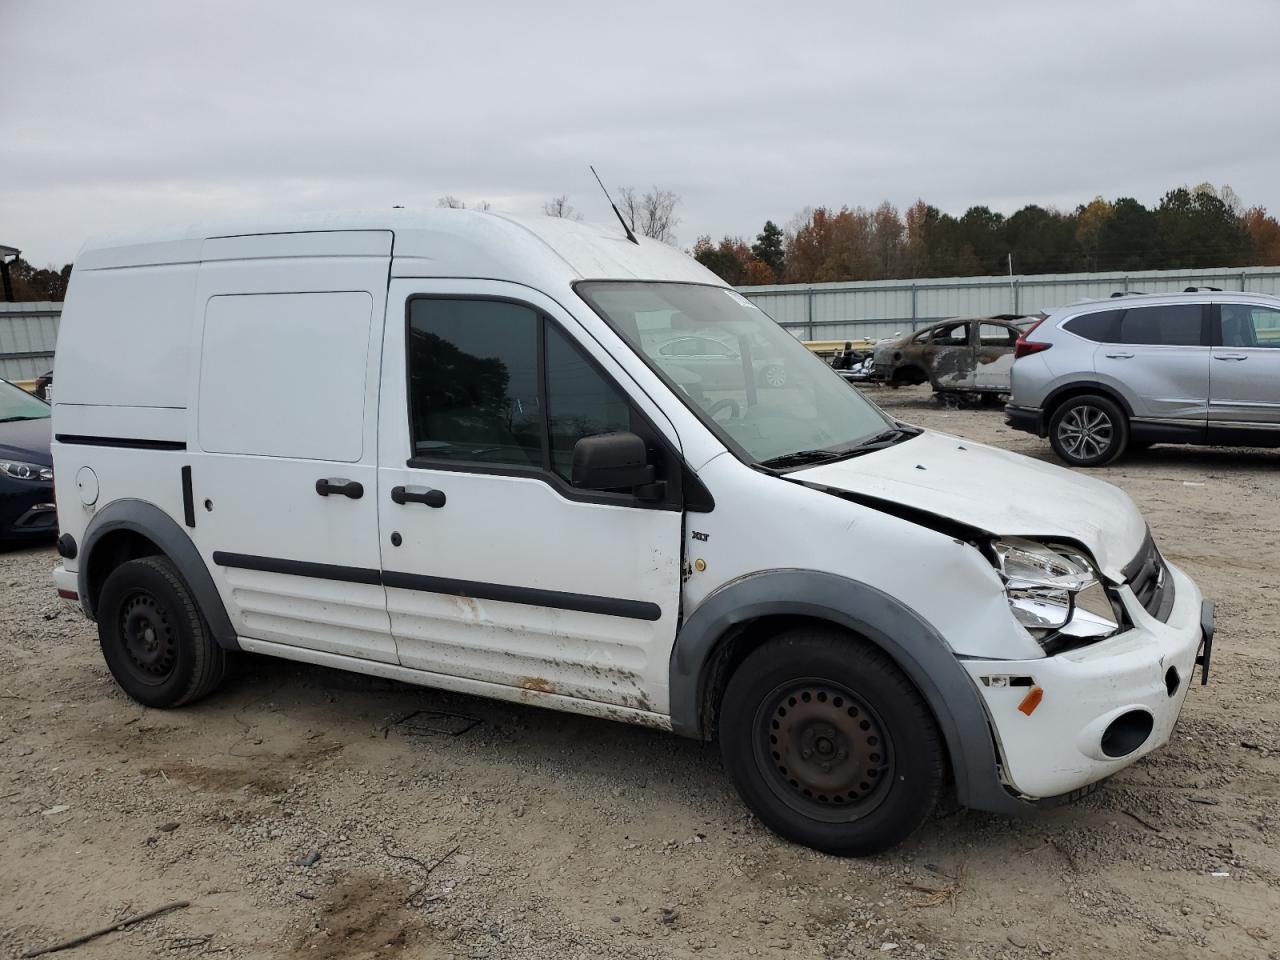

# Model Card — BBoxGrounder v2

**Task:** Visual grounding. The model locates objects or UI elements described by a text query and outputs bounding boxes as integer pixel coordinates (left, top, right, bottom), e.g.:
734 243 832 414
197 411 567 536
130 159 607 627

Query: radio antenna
590 165 639 245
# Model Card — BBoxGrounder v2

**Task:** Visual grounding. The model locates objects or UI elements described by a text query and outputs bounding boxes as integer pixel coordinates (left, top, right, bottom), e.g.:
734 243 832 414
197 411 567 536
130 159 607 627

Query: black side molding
382 570 662 622
209 551 661 621
181 466 196 528
212 551 381 586
56 434 186 451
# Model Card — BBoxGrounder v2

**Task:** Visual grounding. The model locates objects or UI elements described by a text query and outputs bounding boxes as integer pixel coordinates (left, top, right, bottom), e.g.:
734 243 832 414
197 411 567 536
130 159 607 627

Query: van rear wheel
97 556 226 708
718 627 945 856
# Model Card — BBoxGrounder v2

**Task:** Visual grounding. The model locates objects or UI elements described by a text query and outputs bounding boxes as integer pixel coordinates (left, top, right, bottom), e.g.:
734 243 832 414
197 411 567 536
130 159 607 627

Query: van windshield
0 379 51 422
576 282 897 466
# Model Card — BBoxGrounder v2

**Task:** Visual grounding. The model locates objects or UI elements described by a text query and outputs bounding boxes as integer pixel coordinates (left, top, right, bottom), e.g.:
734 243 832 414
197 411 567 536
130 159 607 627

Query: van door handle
315 478 364 499
1214 353 1248 361
1104 352 1135 359
391 485 446 508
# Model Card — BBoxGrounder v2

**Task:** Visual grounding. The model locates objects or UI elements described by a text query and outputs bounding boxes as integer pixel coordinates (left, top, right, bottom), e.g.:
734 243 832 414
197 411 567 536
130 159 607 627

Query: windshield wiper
761 426 921 470
851 425 919 450
759 448 845 469
0 416 45 423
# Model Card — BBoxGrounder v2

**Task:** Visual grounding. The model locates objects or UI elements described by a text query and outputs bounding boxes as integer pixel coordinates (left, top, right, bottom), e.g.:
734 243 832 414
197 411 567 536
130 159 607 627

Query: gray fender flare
669 569 1027 815
79 498 239 651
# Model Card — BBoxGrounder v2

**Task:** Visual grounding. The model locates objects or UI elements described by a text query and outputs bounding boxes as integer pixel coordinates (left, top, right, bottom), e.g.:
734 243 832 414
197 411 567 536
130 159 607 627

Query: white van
50 210 1214 855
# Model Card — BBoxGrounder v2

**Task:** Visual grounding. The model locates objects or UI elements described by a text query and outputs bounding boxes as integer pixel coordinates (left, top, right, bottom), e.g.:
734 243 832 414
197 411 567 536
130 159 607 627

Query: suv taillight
1014 319 1051 359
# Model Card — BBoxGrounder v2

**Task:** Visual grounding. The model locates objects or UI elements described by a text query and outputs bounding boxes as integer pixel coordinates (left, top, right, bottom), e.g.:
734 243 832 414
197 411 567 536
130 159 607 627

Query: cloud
2 0 1277 265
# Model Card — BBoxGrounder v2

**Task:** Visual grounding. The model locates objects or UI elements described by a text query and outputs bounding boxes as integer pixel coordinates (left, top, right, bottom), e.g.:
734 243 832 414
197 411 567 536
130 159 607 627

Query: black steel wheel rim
119 590 177 685
752 678 895 823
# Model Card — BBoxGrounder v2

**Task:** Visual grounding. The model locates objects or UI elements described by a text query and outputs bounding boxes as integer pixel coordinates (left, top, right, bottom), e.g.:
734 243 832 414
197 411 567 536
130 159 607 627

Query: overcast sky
3 0 1278 266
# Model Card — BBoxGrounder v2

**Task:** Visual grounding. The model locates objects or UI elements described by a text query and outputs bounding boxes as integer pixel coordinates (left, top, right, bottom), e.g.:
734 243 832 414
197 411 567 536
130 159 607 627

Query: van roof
73 209 720 288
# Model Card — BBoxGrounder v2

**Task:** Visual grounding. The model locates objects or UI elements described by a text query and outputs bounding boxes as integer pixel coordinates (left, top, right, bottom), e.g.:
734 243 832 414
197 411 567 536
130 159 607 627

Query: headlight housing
0 460 53 482
992 538 1119 651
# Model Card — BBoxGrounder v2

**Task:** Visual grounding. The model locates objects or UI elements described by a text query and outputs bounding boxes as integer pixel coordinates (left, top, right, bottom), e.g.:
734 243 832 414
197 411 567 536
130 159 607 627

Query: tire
1048 394 1129 467
718 626 946 856
97 556 226 708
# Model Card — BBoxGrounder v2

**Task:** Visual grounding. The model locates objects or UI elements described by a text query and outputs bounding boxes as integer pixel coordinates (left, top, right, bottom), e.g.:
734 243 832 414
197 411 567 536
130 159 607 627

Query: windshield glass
0 379 51 421
576 282 893 464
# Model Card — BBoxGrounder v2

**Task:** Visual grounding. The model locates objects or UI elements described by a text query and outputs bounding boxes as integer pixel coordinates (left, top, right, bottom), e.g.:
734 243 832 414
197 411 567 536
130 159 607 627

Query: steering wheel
706 398 741 421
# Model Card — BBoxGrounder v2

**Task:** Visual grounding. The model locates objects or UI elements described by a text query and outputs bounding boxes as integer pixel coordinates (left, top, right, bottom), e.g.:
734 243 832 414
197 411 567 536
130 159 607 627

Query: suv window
1221 304 1280 348
407 298 635 476
1118 305 1204 346
978 322 1017 347
1064 309 1123 343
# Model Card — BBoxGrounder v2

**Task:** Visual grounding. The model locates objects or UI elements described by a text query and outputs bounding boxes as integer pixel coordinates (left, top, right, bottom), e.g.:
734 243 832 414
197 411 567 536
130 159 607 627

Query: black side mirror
571 432 658 496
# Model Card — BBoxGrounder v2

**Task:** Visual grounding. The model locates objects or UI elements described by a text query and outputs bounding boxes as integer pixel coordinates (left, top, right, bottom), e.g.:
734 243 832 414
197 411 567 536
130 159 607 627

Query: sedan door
1208 302 1280 444
972 321 1020 391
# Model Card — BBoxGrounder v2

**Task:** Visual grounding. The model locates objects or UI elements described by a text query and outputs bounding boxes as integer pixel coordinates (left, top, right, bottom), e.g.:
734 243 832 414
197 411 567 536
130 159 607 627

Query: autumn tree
3 258 72 301
1242 207 1280 265
751 221 785 277
692 235 775 285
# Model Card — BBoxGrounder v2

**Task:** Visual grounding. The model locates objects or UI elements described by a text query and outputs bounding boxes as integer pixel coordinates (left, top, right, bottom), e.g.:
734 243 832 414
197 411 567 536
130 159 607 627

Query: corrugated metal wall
0 301 60 381
738 266 1280 342
5 263 1280 377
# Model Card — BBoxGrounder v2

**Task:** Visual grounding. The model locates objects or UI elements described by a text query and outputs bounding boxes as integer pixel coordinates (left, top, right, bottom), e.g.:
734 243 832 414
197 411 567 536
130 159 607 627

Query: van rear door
188 231 396 662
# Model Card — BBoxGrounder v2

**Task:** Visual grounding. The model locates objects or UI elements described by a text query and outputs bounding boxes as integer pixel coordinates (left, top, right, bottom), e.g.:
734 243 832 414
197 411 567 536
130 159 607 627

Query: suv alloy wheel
1048 394 1129 467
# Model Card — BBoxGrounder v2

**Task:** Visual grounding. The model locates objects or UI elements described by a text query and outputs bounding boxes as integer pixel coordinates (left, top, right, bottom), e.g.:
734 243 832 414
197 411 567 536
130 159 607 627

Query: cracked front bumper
962 561 1208 799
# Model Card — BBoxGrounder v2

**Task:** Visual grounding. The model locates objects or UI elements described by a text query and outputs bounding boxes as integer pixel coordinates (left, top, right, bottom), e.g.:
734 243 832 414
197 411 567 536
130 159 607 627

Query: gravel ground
1 384 1278 960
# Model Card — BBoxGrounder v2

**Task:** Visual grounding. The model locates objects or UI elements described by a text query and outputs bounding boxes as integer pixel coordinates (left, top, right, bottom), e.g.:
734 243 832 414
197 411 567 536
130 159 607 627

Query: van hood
793 430 1147 582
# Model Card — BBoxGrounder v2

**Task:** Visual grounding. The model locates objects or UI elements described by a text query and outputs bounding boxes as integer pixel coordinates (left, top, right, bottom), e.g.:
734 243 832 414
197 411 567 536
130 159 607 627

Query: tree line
7 182 1279 302
691 184 1280 286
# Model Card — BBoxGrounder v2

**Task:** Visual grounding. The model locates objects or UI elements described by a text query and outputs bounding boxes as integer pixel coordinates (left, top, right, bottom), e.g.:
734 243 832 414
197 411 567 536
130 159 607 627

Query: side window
1117 305 1203 346
930 322 969 345
1222 304 1280 348
978 323 1018 347
407 299 542 467
545 324 631 480
1064 309 1122 343
407 297 638 483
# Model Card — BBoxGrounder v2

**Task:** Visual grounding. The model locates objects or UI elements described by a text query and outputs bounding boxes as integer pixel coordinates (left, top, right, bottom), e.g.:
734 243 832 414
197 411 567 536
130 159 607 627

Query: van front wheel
97 556 226 708
718 627 945 856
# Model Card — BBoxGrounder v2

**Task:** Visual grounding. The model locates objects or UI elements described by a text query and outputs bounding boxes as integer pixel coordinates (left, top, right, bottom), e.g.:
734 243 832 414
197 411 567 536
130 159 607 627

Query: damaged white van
50 210 1214 855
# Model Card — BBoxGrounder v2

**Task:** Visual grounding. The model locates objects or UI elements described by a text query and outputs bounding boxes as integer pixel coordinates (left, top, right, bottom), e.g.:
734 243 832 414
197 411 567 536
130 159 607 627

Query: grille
1123 533 1174 622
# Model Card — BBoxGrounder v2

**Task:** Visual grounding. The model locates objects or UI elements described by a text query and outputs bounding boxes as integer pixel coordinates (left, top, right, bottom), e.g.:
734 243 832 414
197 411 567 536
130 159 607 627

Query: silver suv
1006 290 1280 466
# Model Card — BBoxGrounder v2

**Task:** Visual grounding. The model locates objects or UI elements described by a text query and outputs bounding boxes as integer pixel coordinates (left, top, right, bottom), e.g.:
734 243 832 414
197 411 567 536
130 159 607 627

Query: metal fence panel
0 302 60 381
739 265 1280 341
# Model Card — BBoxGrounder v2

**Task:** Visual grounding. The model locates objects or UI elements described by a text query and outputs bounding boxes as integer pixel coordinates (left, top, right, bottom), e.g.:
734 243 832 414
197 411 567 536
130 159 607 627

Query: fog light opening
1165 666 1180 698
1100 710 1154 759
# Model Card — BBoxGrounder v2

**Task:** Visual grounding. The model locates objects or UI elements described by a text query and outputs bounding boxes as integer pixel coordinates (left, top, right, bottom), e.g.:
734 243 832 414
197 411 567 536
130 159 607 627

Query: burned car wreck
870 315 1040 401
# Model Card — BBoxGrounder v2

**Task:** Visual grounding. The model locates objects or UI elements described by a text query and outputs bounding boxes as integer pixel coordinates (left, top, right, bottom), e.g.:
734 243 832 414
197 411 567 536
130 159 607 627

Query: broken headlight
992 538 1118 649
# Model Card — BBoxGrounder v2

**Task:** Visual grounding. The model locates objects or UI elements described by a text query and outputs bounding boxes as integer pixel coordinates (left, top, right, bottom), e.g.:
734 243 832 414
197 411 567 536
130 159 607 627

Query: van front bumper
961 561 1208 800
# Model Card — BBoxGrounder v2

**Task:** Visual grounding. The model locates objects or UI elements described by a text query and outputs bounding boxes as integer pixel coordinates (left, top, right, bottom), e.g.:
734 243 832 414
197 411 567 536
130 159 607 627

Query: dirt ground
2 383 1278 960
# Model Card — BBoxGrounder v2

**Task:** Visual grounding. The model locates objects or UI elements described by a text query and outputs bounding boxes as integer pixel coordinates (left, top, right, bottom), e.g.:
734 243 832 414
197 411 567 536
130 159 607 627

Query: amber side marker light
1017 686 1044 716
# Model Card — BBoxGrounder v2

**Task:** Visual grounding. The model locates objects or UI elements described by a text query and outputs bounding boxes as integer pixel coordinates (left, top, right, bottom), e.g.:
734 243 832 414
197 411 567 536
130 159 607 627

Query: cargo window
407 298 636 478
1118 305 1204 346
